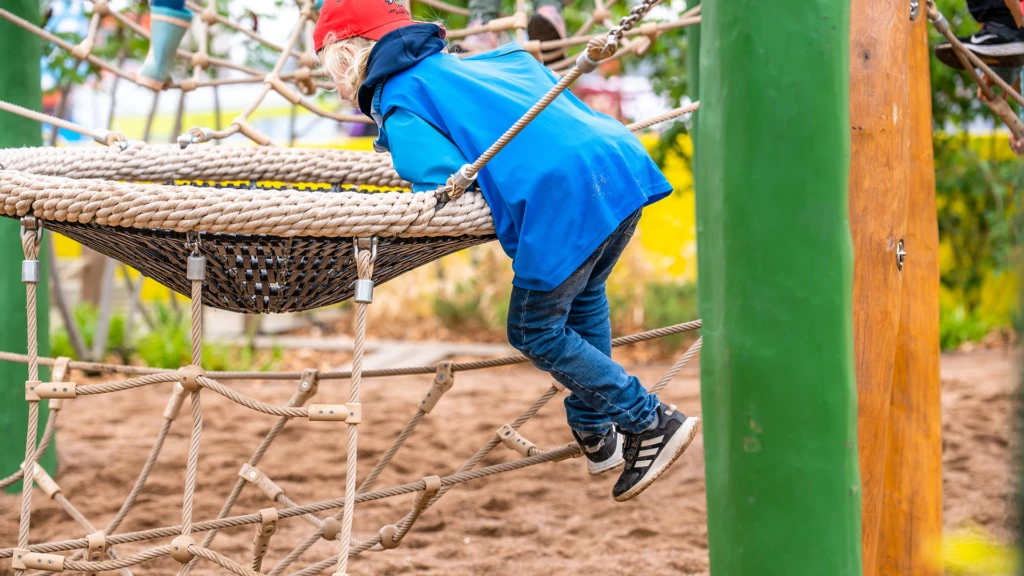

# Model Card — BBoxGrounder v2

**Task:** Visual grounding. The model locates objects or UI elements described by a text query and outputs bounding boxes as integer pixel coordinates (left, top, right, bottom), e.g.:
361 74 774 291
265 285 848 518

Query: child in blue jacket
315 0 700 501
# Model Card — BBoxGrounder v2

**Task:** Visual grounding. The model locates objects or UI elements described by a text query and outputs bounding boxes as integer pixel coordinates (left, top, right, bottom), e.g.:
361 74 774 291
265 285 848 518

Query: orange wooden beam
848 0 912 572
874 13 944 575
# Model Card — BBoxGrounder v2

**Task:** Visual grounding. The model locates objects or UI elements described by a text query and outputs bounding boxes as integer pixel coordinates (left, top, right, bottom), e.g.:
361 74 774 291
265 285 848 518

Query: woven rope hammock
0 145 497 313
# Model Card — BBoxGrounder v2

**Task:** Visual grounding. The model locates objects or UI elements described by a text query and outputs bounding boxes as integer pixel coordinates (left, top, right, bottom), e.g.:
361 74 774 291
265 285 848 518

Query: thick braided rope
0 443 580 560
0 172 495 238
196 377 308 417
16 224 42 576
359 410 425 492
197 384 309 556
189 545 260 576
76 373 180 395
651 336 702 395
0 321 702 381
178 277 205 576
626 101 700 132
0 146 404 186
63 546 172 572
334 248 374 575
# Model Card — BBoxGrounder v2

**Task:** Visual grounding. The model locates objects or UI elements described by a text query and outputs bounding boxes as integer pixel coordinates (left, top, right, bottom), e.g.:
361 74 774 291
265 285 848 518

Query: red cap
314 0 413 52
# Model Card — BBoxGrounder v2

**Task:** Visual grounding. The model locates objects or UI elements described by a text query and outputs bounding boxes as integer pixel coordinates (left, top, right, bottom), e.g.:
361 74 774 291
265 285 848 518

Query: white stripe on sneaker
640 436 664 447
634 460 652 468
638 448 658 458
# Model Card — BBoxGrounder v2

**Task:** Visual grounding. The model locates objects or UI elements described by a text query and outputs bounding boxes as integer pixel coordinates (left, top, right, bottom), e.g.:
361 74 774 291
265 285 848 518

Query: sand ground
0 348 1017 575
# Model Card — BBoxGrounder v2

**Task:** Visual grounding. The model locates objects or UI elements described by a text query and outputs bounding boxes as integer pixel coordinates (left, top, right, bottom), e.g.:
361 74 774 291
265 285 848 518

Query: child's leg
562 280 615 434
507 209 659 436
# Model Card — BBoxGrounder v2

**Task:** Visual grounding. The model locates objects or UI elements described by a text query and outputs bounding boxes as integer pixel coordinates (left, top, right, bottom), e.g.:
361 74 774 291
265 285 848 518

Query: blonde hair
319 33 377 106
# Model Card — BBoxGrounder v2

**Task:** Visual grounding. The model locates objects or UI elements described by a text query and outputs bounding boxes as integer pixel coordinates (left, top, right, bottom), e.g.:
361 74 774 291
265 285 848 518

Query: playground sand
0 349 1017 575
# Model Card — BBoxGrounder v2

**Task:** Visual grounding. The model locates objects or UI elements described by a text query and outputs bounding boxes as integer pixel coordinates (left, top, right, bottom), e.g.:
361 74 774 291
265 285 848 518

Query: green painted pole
695 0 861 573
1 0 54 492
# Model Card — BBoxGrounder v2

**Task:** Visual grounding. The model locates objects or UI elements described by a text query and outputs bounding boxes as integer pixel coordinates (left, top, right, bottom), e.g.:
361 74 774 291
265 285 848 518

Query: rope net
2 217 703 574
0 0 699 148
1 2 703 573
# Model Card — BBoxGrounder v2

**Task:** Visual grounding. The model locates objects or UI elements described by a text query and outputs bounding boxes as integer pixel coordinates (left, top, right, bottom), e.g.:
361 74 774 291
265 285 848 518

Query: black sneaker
612 404 700 502
571 427 624 475
935 21 1024 70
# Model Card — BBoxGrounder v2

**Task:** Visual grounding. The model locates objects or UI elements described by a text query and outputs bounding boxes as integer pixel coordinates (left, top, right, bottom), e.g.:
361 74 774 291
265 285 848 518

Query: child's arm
383 108 473 192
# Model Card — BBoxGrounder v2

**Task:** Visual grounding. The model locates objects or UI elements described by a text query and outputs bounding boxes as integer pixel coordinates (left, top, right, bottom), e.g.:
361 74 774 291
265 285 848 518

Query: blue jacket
361 24 673 291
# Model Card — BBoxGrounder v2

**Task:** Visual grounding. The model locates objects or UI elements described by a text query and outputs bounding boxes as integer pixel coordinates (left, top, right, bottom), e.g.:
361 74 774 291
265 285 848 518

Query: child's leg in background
136 0 192 89
151 0 186 9
966 0 1020 29
507 209 660 435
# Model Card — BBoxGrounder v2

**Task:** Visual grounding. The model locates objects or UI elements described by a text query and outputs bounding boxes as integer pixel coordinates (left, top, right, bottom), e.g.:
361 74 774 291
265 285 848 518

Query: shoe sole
613 416 700 502
935 42 1024 70
587 434 624 476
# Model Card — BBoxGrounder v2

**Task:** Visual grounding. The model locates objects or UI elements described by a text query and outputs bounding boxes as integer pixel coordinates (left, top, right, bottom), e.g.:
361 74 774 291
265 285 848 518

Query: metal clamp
187 255 207 281
896 239 907 271
353 237 378 262
910 0 920 20
22 259 41 284
185 231 203 256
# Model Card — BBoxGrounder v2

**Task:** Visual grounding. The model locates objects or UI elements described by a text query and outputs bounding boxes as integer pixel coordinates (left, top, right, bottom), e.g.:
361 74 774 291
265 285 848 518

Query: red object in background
573 86 624 122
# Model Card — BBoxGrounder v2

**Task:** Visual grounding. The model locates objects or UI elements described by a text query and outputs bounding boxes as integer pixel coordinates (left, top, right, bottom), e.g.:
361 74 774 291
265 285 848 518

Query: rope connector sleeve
420 361 454 414
308 403 362 423
413 475 442 510
178 365 206 393
22 462 61 498
12 550 65 572
322 517 342 541
252 507 279 559
290 369 320 407
164 382 189 420
496 424 537 457
169 535 196 563
378 525 400 549
84 532 106 576
35 382 77 399
575 51 601 74
25 381 40 402
239 464 285 501
92 129 128 150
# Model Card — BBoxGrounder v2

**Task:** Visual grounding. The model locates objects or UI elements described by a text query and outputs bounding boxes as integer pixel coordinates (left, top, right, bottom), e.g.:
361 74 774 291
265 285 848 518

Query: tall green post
695 0 862 573
1 0 54 492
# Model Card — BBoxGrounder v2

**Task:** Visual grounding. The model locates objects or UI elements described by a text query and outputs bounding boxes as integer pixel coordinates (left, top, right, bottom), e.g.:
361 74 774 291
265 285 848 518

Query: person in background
935 0 1024 155
461 0 567 62
136 0 193 90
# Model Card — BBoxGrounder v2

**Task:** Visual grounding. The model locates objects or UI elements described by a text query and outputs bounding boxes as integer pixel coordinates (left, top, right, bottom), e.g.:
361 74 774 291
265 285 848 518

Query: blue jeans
507 208 660 435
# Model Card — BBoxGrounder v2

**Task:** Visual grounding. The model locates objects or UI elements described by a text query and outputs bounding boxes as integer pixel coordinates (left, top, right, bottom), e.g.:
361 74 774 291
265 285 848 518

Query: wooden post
874 12 944 575
848 0 912 571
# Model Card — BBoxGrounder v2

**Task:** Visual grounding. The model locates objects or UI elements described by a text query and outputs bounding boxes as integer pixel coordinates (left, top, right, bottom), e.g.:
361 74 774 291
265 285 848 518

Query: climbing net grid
0 0 705 574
